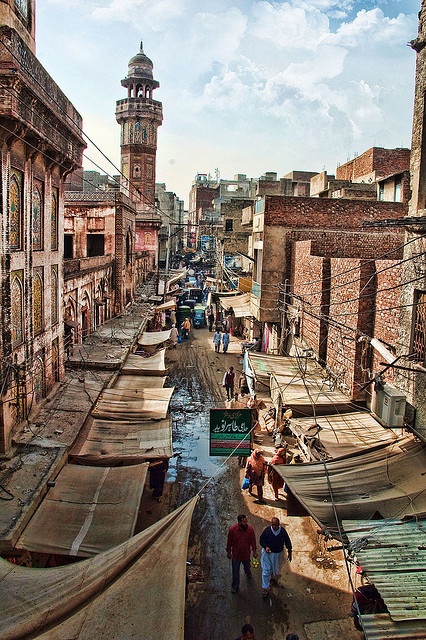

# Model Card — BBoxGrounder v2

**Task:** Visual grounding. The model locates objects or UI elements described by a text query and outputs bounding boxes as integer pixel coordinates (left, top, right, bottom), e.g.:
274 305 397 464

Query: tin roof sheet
344 519 426 627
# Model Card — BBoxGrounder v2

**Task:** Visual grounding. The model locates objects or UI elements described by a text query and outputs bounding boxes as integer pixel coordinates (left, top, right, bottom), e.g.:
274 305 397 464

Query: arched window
51 265 58 325
134 121 142 143
9 171 23 249
51 188 58 250
33 357 45 403
11 273 24 346
32 183 43 250
144 232 152 245
33 271 43 335
52 337 60 382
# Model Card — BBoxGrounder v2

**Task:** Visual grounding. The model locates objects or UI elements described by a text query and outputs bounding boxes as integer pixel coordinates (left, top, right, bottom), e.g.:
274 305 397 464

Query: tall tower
116 41 163 214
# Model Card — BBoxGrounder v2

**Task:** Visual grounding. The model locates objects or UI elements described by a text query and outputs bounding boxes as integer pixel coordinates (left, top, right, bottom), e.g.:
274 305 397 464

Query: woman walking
245 449 267 504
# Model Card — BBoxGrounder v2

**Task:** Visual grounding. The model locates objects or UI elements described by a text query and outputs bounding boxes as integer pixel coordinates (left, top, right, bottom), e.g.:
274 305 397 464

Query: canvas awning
121 349 167 375
92 387 174 421
70 416 173 464
15 463 148 557
247 352 352 416
166 270 186 292
0 497 197 640
274 437 426 537
218 293 252 318
112 375 166 389
137 329 172 346
155 300 177 312
289 411 400 460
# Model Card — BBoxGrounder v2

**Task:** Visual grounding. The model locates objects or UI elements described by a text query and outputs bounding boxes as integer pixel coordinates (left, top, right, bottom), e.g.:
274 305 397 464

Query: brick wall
336 147 410 181
264 194 407 229
372 260 402 385
290 236 404 399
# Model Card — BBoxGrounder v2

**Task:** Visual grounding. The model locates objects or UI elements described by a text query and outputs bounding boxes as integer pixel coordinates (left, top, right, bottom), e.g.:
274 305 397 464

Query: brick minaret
116 42 163 214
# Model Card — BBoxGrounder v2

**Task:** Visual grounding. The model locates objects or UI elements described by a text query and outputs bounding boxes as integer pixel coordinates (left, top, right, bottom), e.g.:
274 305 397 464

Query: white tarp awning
70 416 173 464
112 375 167 389
247 352 352 416
16 463 149 557
275 437 426 536
165 270 186 292
0 497 197 640
92 387 174 421
121 349 167 376
218 293 252 318
137 330 172 346
155 300 177 312
289 411 400 460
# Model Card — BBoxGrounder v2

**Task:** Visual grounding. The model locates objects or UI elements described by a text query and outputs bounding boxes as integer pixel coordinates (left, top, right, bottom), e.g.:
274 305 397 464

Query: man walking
259 516 292 597
222 330 230 353
223 366 235 400
226 514 257 593
208 307 215 331
213 328 222 352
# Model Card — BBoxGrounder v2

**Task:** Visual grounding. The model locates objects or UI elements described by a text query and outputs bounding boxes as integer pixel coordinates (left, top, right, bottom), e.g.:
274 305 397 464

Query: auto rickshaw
193 304 206 328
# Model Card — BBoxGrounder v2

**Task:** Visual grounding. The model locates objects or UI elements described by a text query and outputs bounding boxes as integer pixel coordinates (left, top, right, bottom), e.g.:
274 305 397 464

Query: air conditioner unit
372 383 406 428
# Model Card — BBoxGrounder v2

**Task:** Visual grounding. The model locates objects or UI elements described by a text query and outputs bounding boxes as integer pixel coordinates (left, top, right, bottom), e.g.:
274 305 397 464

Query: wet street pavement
154 327 361 640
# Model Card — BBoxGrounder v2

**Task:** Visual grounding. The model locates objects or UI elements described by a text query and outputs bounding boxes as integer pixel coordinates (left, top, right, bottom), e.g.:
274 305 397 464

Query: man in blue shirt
259 516 292 597
222 330 230 353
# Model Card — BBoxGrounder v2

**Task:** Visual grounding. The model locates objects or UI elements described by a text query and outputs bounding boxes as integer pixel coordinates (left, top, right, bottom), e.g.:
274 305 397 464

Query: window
87 234 105 257
11 272 24 346
64 235 73 259
51 188 59 250
52 337 60 382
51 266 58 325
225 219 233 232
33 356 45 403
33 270 44 335
32 182 43 250
394 177 402 203
9 169 23 249
411 290 426 365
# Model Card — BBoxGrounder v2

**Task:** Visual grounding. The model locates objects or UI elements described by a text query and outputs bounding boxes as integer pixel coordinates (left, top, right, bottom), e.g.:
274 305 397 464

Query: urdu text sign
210 408 252 457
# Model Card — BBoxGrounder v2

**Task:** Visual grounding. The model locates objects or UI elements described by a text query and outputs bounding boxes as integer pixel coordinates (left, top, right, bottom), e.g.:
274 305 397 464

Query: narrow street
145 326 362 640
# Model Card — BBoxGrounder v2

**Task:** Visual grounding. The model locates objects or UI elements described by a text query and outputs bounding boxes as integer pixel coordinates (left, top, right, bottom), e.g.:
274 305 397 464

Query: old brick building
394 3 426 441
63 191 143 348
244 193 407 396
0 1 85 453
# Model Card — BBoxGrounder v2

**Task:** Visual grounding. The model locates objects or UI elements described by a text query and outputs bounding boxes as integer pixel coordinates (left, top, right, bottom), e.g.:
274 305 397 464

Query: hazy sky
37 1 419 206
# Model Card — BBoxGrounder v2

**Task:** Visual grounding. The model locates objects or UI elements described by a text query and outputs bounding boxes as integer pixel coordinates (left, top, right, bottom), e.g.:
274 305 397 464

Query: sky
36 0 420 206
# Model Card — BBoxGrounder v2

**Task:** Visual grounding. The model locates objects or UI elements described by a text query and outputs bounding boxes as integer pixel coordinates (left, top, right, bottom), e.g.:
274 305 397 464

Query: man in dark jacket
226 514 257 593
223 366 235 400
259 516 292 597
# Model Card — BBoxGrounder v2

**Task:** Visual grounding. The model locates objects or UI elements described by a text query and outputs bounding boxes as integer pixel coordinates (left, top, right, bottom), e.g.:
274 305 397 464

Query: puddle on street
168 378 226 481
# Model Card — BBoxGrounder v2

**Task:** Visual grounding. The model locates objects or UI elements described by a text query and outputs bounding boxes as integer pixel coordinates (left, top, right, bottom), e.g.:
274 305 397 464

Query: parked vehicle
193 305 207 328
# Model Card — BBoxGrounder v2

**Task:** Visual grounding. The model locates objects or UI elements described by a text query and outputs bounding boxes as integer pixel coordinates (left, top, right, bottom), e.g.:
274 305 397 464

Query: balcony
64 255 113 278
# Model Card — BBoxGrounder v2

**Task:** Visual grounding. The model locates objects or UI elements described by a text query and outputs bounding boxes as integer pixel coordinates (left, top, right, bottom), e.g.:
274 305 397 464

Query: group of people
213 328 231 353
226 514 293 599
244 447 290 503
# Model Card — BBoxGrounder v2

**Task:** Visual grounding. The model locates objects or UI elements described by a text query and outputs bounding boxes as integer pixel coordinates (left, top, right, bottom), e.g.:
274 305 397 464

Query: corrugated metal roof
360 614 426 639
343 519 426 638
